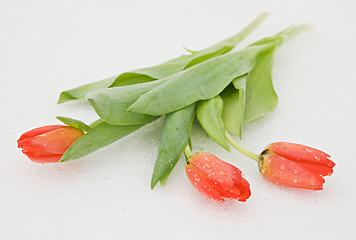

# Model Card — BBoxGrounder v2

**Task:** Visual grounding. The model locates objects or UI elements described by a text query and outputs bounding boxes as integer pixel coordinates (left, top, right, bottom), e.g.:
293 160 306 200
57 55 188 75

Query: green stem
224 131 259 162
184 144 192 162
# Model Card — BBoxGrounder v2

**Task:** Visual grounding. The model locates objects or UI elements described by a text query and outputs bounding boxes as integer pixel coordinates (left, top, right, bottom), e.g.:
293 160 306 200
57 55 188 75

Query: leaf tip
57 92 75 104
150 178 158 190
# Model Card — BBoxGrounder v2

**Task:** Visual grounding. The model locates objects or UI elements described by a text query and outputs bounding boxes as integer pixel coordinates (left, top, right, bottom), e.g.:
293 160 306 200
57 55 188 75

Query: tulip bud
186 152 251 202
258 142 335 190
17 125 84 163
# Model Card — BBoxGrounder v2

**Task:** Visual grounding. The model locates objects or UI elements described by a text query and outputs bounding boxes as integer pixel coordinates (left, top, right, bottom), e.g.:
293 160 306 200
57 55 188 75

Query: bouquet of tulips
17 13 335 203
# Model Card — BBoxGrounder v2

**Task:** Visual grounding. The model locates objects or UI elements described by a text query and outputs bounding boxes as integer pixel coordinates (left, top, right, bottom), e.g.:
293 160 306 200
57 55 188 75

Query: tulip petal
261 155 325 190
18 125 66 144
23 152 62 163
210 176 250 201
189 152 242 191
297 161 334 176
235 178 251 202
21 127 84 154
21 146 62 156
268 142 334 167
215 184 240 199
185 165 225 202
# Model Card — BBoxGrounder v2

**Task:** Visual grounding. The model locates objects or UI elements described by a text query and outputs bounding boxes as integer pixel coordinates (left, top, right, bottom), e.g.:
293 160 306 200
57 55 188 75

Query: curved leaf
151 104 196 189
57 13 269 103
58 76 118 104
128 42 278 116
243 48 278 122
243 24 311 123
221 75 247 139
86 80 164 125
196 96 230 151
60 121 144 162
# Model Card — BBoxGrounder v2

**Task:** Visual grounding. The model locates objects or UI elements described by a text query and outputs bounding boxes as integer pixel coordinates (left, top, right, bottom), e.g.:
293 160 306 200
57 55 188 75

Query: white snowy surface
1 0 355 239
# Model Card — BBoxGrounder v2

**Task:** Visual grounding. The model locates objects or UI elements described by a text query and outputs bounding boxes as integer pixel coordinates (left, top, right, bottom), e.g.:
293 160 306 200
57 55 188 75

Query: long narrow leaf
86 80 164 125
128 41 279 116
60 121 144 162
57 13 269 103
151 104 196 189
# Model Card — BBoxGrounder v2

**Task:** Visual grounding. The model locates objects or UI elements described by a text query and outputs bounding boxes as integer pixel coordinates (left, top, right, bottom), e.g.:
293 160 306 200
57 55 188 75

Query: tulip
18 125 84 163
258 142 335 190
185 152 251 202
224 131 335 190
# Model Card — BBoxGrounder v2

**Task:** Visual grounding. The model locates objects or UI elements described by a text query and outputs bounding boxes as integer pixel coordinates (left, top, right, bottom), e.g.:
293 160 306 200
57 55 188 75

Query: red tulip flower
18 125 84 163
258 142 335 190
185 152 251 202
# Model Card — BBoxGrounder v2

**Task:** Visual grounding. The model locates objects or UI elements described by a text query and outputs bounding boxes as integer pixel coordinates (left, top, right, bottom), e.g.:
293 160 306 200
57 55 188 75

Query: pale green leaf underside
221 74 247 139
243 48 278 123
197 96 230 151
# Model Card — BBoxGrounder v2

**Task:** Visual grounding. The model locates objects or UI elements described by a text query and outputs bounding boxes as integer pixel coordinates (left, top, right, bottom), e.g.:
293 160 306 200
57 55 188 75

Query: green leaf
150 104 196 189
89 119 104 128
221 75 247 139
196 96 230 151
128 41 279 116
58 75 118 104
243 48 277 122
182 12 270 69
56 116 91 132
86 80 164 125
57 13 269 103
60 121 144 162
243 24 312 123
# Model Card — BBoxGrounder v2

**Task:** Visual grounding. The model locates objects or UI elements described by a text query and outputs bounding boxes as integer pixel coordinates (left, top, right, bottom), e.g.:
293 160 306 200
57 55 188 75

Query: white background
1 0 355 239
